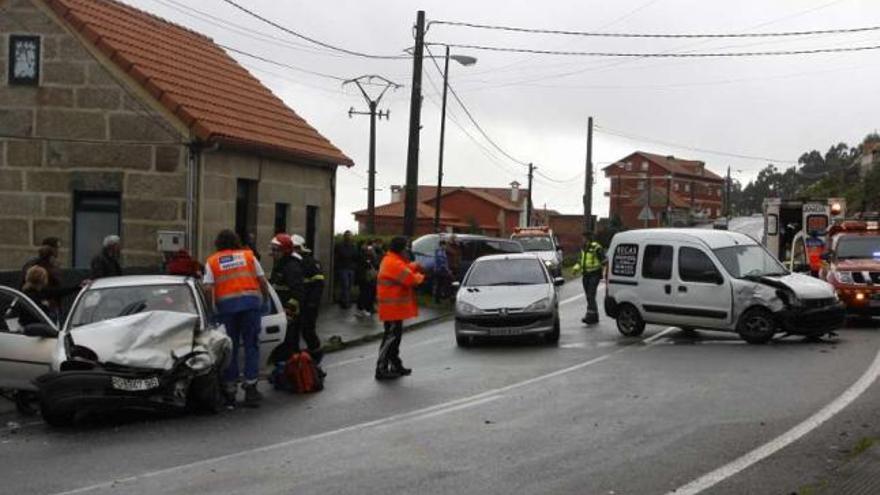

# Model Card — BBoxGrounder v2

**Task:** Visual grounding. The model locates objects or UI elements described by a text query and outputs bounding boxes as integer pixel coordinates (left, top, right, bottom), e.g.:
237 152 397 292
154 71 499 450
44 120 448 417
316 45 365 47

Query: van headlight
456 301 482 315
525 297 551 313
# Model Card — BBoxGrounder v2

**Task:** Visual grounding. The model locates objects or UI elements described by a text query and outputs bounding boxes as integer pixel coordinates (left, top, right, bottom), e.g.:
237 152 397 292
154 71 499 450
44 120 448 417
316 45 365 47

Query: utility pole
403 10 425 237
526 163 535 226
345 75 400 236
725 166 732 218
645 176 652 228
433 46 451 233
584 117 593 234
666 174 672 226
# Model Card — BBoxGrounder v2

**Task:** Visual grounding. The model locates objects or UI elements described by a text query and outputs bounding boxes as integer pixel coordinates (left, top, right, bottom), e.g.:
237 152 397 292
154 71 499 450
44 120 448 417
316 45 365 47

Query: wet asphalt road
1 281 879 495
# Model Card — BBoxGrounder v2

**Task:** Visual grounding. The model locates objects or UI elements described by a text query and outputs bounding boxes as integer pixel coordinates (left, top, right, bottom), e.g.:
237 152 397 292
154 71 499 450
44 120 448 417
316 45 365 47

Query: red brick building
604 152 725 229
354 183 528 237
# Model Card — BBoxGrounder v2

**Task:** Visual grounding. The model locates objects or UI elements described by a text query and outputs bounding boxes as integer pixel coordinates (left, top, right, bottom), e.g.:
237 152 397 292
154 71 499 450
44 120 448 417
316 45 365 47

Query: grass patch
849 436 876 459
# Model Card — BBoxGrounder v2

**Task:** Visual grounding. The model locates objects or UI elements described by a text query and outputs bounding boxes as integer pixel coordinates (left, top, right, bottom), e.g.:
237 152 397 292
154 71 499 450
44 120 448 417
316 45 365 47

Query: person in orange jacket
375 236 425 380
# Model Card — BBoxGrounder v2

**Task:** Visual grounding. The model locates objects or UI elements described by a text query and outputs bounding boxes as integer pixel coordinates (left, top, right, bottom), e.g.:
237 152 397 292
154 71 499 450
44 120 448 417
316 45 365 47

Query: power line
425 45 530 167
594 125 799 164
220 45 349 81
431 42 880 58
428 20 880 39
219 0 410 60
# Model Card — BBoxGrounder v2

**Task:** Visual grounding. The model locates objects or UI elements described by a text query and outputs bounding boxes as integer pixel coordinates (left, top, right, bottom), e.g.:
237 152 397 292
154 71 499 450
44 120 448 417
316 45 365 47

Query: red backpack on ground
284 351 324 393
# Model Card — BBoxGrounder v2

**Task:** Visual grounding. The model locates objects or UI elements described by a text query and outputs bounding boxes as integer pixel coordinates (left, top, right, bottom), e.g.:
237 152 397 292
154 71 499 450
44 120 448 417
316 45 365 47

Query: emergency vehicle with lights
511 226 563 277
817 219 880 317
762 197 846 271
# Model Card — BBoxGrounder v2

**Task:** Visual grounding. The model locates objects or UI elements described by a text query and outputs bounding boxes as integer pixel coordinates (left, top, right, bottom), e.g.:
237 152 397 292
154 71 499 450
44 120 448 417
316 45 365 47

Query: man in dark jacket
294 234 324 364
268 233 305 364
21 237 63 290
334 230 357 309
90 235 122 279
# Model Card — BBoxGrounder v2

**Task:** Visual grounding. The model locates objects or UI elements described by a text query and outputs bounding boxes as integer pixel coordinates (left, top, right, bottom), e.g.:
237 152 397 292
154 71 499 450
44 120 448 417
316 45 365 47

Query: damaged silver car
0 276 286 426
604 229 846 343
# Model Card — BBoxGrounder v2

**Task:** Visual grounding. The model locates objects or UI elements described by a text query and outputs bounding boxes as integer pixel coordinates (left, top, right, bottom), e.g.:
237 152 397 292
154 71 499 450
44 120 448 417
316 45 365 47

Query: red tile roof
45 0 352 166
414 185 526 211
353 201 461 222
603 151 723 181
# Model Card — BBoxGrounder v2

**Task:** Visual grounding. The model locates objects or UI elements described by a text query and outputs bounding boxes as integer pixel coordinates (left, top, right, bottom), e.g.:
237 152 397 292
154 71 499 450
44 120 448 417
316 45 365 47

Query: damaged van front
714 243 846 343
36 279 231 426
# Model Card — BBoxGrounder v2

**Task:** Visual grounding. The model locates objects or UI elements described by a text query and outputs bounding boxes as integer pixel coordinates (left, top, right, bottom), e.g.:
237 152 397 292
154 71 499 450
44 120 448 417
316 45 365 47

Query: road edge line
668 344 880 495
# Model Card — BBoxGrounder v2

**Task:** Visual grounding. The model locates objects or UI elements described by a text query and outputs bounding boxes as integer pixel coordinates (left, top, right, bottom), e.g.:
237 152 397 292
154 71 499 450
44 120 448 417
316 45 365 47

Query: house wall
199 150 335 273
0 0 187 270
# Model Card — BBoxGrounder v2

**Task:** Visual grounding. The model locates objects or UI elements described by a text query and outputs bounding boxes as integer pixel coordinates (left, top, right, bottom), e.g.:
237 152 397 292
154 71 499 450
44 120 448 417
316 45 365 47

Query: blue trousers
219 308 262 385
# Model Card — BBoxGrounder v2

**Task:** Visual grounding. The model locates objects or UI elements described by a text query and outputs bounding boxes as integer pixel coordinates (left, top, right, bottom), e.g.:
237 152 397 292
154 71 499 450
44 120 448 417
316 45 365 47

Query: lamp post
433 46 477 232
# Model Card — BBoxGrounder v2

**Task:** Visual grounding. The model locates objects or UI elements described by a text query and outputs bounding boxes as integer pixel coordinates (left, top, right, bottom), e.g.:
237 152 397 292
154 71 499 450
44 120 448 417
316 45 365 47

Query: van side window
642 245 673 280
611 243 639 277
679 247 721 283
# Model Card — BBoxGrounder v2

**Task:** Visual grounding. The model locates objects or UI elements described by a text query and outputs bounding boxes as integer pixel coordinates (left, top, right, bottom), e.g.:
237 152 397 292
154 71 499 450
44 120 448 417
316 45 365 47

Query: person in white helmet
268 233 305 364
292 234 325 364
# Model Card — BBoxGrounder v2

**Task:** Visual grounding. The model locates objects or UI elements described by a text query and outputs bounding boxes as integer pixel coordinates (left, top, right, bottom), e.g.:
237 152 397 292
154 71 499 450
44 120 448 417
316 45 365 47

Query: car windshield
713 244 788 279
515 236 554 252
836 236 880 260
69 284 197 328
411 235 439 256
465 258 548 286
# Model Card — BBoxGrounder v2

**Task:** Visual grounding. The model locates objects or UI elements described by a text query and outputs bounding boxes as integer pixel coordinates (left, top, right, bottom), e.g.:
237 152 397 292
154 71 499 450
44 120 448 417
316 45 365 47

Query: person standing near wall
294 234 325 364
268 233 304 364
375 236 425 380
334 231 357 309
90 235 122 279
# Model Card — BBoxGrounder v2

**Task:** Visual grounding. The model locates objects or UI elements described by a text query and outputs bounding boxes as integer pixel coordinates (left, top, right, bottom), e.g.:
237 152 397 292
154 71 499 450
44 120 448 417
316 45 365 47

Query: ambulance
761 197 846 271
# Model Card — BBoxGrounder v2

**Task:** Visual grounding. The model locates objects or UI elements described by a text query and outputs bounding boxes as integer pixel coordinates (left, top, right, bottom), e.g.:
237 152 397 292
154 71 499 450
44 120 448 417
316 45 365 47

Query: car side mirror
553 277 565 287
23 323 58 339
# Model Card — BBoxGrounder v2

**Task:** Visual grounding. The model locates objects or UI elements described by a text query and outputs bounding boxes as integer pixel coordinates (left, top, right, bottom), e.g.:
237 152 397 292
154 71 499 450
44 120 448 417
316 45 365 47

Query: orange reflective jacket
206 249 262 311
376 251 425 322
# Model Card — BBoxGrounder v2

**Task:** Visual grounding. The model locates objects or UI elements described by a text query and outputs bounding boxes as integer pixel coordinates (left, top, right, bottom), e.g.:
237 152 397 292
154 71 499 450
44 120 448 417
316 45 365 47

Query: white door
0 287 59 391
764 200 781 259
260 286 286 366
637 243 680 325
672 245 733 330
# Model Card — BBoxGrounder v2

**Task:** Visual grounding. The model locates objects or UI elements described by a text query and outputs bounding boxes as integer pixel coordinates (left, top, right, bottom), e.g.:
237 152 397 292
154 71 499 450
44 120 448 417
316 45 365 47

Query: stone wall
200 149 335 274
0 0 187 270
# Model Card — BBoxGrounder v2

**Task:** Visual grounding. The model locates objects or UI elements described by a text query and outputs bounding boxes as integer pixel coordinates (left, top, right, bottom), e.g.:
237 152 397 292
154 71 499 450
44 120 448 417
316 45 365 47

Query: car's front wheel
616 304 645 337
455 333 471 347
737 307 777 344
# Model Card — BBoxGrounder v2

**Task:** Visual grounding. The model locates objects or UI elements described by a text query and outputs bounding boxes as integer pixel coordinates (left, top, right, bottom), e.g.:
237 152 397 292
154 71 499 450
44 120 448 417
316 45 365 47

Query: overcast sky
123 0 880 232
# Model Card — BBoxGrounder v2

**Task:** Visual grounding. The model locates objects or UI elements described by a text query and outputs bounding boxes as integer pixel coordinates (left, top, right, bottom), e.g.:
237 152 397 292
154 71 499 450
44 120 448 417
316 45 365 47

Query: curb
322 312 454 354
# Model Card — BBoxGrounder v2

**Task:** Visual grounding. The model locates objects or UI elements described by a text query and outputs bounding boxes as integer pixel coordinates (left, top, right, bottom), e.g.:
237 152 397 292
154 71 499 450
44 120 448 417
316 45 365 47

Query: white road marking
560 294 582 306
324 335 448 370
669 343 880 495
51 339 649 495
643 327 678 345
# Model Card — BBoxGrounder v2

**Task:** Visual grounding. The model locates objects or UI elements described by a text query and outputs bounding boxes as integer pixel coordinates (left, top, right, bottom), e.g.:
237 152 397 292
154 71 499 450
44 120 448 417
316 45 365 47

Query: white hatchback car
0 276 286 422
605 229 845 343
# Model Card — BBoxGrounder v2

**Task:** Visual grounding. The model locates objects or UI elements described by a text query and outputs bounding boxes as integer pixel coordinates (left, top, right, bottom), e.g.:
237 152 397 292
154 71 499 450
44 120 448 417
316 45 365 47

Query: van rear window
612 244 638 277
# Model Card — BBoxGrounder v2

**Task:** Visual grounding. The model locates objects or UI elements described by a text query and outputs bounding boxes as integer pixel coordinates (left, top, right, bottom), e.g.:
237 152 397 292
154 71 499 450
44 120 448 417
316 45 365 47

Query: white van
604 229 845 344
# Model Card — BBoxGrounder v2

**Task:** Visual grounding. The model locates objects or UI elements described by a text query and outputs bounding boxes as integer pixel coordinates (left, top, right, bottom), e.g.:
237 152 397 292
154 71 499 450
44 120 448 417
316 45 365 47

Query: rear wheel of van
737 308 777 344
616 304 645 337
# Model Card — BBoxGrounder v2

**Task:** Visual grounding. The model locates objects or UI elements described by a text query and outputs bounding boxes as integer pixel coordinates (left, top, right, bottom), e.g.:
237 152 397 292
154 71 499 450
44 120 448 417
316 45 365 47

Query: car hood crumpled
68 311 198 370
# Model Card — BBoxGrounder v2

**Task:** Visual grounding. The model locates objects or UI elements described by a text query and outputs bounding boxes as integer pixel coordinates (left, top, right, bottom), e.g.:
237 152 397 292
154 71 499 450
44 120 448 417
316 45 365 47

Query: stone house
0 0 352 277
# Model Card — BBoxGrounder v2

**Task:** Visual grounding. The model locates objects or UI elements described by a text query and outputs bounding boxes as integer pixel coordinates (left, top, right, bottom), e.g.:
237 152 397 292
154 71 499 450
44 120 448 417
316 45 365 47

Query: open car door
0 286 59 391
260 286 286 366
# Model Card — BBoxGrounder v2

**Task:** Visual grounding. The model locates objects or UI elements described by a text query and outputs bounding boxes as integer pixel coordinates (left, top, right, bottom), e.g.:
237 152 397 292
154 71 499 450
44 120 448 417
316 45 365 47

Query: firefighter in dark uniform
292 234 325 364
575 231 606 325
268 233 305 364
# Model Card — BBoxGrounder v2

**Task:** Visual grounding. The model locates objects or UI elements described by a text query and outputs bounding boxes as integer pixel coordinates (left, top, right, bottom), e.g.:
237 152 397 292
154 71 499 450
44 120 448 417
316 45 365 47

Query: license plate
111 376 160 391
490 328 524 336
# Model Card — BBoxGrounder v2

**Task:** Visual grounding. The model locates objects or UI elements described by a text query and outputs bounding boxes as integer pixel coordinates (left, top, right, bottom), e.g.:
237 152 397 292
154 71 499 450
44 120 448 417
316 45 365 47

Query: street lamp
433 46 477 232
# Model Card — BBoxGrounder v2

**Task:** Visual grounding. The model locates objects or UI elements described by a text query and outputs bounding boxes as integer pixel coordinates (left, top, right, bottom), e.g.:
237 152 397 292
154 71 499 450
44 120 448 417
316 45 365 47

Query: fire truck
816 219 880 317
511 226 563 277
761 197 846 268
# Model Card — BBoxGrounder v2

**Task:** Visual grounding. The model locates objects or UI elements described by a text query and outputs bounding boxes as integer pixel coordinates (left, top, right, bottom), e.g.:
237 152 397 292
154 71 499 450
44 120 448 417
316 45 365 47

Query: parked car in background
511 226 564 277
0 276 286 426
412 233 524 280
454 253 563 346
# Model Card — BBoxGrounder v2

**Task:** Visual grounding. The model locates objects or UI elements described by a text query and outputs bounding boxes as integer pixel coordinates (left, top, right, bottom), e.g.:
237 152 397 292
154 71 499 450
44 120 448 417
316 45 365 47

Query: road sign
638 206 655 221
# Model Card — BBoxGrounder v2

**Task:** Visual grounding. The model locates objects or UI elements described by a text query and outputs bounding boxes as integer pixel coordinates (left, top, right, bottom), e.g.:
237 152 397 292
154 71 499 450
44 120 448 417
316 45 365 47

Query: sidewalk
816 441 880 494
315 302 451 352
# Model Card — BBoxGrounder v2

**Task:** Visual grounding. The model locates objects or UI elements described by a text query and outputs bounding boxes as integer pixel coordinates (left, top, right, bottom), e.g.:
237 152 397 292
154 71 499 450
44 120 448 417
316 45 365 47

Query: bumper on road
36 370 187 415
779 302 847 334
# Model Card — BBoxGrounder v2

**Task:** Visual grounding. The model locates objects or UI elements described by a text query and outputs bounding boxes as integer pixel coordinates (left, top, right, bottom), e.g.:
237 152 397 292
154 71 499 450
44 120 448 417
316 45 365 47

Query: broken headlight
776 289 802 309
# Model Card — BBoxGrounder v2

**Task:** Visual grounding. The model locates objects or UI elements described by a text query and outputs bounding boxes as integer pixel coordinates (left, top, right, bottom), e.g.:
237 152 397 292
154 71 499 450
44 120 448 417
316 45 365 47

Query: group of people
333 231 385 316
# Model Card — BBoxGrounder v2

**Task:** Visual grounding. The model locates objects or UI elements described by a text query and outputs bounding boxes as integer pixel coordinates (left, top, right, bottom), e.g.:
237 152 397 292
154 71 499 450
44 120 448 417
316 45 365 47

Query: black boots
375 367 402 380
243 383 262 408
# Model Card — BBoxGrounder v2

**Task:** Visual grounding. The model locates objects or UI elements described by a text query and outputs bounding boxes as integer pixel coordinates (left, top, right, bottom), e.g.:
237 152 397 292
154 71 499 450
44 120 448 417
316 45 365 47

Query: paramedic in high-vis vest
574 231 606 325
204 229 270 408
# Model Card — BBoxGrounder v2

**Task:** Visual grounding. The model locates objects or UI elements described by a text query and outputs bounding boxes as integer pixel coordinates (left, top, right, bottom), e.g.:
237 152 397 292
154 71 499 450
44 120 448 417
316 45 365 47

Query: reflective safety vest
206 249 262 314
376 251 425 322
580 242 604 273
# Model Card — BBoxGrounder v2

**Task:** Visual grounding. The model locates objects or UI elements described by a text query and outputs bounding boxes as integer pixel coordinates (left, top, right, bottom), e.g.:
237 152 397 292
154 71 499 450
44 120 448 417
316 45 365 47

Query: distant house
0 0 352 275
604 151 724 229
354 183 529 237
